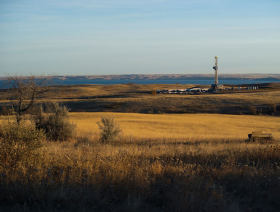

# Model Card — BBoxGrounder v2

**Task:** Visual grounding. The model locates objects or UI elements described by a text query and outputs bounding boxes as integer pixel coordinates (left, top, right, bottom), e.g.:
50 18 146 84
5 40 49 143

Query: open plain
1 83 280 115
0 83 280 211
71 112 280 141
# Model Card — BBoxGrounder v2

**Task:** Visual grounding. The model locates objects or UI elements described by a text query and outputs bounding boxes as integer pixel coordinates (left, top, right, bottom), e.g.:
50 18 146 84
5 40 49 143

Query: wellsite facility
157 56 258 94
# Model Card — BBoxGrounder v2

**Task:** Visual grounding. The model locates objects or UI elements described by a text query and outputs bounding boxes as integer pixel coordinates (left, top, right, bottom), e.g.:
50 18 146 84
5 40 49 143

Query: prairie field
1 83 280 115
1 83 280 211
1 113 280 211
71 112 280 140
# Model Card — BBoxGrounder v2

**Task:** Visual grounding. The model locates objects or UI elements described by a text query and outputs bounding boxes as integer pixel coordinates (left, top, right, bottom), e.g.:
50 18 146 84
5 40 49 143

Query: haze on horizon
0 0 279 76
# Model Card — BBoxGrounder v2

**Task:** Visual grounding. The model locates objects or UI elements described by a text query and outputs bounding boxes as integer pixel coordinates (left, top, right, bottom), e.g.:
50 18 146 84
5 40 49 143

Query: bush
35 103 75 141
0 122 44 168
249 106 257 115
97 116 122 143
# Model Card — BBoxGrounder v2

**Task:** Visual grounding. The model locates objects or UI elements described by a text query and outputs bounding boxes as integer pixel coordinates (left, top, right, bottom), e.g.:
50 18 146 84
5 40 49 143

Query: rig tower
211 56 222 91
213 56 218 85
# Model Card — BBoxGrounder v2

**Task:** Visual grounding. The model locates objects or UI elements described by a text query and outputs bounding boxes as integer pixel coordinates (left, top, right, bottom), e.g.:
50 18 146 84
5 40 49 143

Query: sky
0 0 279 76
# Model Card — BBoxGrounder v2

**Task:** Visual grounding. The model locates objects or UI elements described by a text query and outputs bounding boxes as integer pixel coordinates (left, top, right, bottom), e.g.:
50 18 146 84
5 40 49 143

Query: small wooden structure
247 131 274 142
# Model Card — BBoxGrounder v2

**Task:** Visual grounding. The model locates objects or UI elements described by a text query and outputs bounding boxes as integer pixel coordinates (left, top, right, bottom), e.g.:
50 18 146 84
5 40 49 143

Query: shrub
97 116 122 143
0 122 44 168
35 103 75 141
249 106 257 115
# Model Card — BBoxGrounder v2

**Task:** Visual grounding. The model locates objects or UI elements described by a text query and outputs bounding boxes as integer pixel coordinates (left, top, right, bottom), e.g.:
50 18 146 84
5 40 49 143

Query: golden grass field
1 83 280 211
71 112 280 141
1 112 280 211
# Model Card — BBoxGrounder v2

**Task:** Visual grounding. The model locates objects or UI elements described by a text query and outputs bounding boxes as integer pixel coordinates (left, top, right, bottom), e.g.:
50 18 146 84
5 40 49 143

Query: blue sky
0 0 279 76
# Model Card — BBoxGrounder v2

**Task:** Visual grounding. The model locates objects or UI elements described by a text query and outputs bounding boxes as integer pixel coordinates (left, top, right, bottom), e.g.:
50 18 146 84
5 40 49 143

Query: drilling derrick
211 56 222 91
213 56 218 85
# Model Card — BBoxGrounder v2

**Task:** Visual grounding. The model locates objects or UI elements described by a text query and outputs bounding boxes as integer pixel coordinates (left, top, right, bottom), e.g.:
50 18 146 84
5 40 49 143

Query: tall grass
0 113 279 211
0 137 279 211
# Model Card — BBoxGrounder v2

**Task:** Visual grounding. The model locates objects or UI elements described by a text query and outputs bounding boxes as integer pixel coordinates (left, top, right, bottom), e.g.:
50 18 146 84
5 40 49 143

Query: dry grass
1 84 280 115
1 113 280 211
71 112 280 140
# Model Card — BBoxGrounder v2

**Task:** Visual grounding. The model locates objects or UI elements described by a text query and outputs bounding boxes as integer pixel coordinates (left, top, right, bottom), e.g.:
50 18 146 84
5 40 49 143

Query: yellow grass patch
70 112 280 140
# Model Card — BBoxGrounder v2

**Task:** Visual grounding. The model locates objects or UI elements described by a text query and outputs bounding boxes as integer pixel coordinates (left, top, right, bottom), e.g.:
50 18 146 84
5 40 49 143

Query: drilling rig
213 56 218 85
211 56 222 91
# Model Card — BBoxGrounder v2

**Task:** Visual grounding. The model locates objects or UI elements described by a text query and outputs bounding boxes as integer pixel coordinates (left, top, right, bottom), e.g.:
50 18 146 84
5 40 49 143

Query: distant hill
49 74 280 81
1 74 280 81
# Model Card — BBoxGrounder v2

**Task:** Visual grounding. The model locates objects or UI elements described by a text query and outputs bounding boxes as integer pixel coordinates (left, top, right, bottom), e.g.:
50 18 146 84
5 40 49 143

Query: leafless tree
5 75 50 124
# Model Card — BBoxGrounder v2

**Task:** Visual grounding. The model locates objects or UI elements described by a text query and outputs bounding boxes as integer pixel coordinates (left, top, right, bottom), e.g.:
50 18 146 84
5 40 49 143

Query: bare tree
5 75 50 124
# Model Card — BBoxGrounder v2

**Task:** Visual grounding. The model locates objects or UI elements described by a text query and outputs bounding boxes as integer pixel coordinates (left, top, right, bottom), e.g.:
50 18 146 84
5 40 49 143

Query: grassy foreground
0 113 280 211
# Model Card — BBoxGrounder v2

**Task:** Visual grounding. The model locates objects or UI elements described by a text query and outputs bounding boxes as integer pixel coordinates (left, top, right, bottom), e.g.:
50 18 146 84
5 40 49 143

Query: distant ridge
1 74 280 81
49 74 280 81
